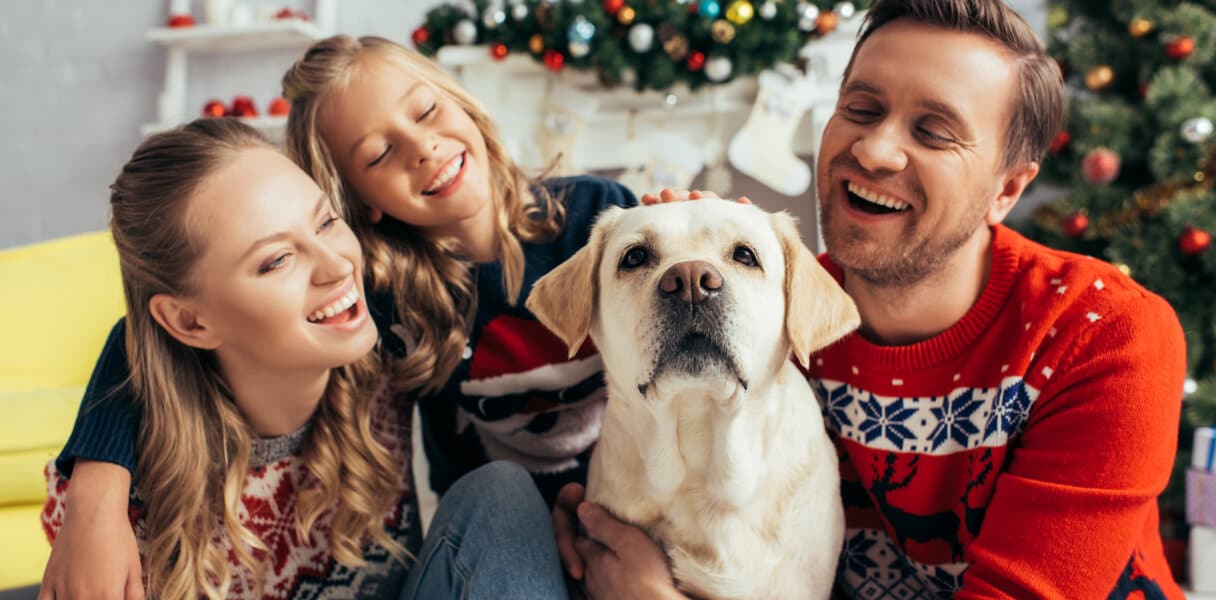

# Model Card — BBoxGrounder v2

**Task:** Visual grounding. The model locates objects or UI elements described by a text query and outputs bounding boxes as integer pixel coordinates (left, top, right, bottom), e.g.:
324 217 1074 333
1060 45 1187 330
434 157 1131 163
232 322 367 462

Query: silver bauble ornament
1182 117 1214 143
705 56 733 82
833 1 855 19
453 19 478 45
628 23 655 53
759 1 777 19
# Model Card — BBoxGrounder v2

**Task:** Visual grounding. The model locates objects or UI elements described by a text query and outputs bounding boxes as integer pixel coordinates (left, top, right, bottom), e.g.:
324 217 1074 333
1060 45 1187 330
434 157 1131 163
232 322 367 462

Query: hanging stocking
536 84 598 175
617 131 704 197
728 69 816 197
701 90 733 195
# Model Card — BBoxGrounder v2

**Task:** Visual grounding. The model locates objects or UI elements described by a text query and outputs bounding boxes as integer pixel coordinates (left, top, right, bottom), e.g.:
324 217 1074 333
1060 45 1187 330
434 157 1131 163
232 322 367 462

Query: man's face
816 20 1021 287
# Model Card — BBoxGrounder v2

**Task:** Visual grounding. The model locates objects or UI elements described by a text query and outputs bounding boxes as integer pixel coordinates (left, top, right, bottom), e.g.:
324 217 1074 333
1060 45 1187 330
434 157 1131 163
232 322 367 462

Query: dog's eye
733 245 759 267
620 246 649 270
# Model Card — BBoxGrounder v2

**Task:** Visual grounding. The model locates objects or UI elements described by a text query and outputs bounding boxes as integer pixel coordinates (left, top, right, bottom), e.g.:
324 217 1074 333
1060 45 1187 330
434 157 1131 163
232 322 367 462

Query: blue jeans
402 461 569 599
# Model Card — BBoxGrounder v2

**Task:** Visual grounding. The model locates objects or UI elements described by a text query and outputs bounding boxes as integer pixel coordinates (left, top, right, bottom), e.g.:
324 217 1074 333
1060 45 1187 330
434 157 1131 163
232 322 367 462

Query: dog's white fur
527 200 860 600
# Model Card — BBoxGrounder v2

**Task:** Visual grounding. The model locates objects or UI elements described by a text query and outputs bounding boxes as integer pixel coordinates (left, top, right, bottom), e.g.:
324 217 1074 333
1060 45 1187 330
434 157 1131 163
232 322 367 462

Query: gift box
1194 427 1215 472
1192 526 1216 593
1190 468 1216 528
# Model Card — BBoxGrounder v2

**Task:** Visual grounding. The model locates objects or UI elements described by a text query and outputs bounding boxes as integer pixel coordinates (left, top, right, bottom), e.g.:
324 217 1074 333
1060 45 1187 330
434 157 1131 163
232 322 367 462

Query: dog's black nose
659 260 723 304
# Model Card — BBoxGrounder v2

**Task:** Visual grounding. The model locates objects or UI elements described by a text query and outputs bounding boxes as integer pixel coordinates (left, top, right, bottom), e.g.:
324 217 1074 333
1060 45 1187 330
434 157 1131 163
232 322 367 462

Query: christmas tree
1017 0 1216 547
413 0 869 91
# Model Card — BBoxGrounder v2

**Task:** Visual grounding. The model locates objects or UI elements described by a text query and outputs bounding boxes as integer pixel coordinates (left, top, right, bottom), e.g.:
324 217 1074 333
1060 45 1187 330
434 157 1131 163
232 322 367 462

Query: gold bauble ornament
1085 65 1114 91
725 0 755 25
664 34 689 60
1116 263 1132 277
529 34 545 54
1128 17 1153 38
712 19 736 43
618 6 636 25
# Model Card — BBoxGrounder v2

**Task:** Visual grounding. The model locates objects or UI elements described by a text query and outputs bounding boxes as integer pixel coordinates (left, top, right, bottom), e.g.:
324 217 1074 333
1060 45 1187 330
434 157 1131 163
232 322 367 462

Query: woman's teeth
424 154 464 194
847 181 910 211
308 288 359 323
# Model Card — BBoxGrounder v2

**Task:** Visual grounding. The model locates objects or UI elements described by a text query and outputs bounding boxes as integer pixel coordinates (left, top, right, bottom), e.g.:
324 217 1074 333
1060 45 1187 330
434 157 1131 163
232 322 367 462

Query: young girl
42 35 635 596
39 119 567 599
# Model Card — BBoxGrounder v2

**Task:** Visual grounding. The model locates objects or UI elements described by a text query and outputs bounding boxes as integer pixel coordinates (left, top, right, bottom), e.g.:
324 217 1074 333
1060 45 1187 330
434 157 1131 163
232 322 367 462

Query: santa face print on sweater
456 315 606 474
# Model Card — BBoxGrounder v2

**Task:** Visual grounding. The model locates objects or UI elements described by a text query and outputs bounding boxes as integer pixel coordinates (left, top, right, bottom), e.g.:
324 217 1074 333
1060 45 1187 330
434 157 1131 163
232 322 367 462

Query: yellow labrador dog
526 199 859 599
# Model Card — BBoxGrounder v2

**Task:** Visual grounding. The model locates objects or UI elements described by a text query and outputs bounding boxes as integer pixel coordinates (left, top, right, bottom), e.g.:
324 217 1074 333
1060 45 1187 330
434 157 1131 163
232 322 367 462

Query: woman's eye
733 246 758 267
319 215 339 231
368 146 390 168
259 254 289 274
620 246 649 269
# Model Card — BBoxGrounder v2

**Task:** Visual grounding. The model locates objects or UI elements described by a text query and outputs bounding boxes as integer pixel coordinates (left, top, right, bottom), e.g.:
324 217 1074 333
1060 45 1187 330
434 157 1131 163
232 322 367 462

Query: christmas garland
413 0 868 91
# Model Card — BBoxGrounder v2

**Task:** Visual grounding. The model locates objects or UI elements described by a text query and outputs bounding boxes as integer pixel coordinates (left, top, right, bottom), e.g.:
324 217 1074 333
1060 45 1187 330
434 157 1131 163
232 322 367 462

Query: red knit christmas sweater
809 225 1185 599
42 393 418 599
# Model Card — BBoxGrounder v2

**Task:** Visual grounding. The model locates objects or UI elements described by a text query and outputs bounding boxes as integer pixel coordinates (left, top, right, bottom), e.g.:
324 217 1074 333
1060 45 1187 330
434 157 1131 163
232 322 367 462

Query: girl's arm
56 320 140 476
39 460 143 600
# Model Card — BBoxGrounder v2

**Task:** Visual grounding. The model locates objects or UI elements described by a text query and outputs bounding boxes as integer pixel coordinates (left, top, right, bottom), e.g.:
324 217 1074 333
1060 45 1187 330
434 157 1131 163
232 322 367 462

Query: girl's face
321 57 493 237
175 147 377 374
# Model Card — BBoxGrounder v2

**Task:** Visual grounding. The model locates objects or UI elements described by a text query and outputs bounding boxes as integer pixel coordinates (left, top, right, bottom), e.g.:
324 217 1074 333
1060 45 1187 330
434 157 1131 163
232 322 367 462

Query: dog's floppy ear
526 206 624 358
771 211 860 368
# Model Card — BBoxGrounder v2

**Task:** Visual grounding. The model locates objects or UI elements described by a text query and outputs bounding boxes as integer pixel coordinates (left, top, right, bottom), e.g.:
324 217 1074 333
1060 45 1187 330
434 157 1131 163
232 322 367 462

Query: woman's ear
149 294 222 350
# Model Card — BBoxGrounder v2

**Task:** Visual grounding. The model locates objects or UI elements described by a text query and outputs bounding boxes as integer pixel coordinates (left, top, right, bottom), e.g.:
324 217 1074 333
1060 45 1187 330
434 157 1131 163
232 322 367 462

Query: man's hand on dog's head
640 188 752 205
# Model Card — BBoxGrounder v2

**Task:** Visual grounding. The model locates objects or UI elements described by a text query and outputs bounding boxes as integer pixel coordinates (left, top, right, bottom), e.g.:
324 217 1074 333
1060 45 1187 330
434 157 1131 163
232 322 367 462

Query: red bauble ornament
543 50 566 71
1081 147 1121 185
490 42 509 61
231 96 257 118
687 51 706 71
1048 131 1071 154
1061 213 1089 237
167 14 196 27
268 97 290 117
274 7 294 19
411 26 430 47
603 0 626 15
202 99 226 118
1180 227 1211 255
1165 36 1195 60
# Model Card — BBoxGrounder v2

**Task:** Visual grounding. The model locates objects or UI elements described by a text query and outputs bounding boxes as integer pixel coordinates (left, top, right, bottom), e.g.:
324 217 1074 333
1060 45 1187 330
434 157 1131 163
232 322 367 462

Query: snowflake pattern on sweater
42 393 418 600
810 225 1186 599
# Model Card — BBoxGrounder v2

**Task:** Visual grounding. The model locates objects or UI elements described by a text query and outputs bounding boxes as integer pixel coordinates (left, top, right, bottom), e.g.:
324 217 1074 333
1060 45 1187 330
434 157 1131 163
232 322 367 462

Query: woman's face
173 146 378 374
321 57 493 237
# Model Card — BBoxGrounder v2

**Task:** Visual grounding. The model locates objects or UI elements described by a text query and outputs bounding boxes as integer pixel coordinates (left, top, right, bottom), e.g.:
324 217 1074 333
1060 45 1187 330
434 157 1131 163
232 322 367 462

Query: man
553 0 1187 597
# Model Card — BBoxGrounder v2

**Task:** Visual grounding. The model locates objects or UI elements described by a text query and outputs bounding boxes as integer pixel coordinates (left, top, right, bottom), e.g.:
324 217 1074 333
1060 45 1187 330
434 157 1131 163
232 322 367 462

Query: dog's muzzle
648 261 746 388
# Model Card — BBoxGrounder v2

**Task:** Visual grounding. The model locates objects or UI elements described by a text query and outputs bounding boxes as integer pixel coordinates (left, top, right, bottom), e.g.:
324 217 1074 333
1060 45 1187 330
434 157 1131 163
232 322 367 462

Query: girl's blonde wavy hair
281 35 565 395
111 118 404 599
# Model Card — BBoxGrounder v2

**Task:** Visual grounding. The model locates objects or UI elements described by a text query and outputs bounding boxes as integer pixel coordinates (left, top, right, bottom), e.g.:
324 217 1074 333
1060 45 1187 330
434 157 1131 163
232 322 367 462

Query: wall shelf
146 19 325 53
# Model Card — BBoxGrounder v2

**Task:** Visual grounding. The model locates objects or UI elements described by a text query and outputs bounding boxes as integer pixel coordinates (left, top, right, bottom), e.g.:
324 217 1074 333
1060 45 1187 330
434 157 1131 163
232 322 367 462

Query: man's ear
986 161 1040 225
148 294 222 350
526 207 623 358
771 212 860 368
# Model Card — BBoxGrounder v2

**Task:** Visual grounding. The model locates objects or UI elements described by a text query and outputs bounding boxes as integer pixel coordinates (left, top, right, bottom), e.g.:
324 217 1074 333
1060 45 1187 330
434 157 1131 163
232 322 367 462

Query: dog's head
527 199 859 400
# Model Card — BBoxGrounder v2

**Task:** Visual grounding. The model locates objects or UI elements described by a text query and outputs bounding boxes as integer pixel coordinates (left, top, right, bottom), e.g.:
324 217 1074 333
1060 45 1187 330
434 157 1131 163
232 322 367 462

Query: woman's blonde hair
282 35 565 395
111 118 403 598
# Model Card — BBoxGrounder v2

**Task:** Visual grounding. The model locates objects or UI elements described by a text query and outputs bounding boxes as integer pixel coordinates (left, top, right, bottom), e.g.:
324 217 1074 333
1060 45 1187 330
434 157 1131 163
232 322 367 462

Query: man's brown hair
842 0 1066 169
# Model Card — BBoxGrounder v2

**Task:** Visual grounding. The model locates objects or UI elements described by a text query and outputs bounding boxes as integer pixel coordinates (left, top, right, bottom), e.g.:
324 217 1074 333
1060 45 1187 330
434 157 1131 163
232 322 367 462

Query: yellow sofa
0 231 124 591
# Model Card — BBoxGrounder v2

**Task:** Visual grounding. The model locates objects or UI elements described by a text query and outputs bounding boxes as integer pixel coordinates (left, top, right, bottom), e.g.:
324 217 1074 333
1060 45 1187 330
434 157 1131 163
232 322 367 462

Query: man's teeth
308 288 359 322
848 181 910 211
424 155 464 193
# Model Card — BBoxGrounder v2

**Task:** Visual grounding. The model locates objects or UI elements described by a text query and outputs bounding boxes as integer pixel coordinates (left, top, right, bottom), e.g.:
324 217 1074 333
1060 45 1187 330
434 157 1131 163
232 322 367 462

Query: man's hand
552 483 587 580
574 502 687 600
38 461 143 600
639 188 751 205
